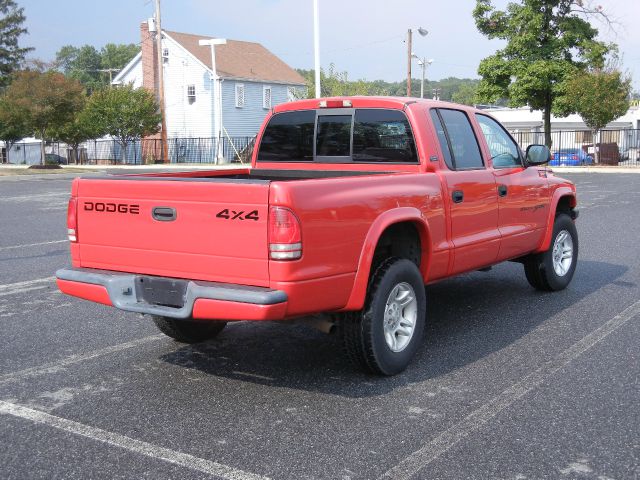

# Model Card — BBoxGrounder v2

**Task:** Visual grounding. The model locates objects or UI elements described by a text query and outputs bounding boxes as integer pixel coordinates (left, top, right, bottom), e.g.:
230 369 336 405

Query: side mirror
525 144 551 166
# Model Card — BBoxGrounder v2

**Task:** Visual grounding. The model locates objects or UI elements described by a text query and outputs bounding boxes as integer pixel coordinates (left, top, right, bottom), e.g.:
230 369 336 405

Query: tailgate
75 177 270 287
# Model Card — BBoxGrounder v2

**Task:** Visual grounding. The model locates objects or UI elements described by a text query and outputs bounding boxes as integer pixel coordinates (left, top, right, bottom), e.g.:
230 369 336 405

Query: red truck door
430 108 500 274
474 114 550 260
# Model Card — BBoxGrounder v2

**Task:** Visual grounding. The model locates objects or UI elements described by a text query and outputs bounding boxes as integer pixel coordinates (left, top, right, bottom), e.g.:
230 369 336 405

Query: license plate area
135 276 187 308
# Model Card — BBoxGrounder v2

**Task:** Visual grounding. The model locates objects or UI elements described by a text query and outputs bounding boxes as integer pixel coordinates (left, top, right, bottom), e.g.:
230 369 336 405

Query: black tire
524 213 578 291
339 258 426 376
152 316 227 343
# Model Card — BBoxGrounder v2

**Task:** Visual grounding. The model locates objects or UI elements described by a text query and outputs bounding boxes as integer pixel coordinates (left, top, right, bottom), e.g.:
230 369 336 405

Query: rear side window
429 110 454 170
352 109 417 162
257 111 315 162
437 109 484 170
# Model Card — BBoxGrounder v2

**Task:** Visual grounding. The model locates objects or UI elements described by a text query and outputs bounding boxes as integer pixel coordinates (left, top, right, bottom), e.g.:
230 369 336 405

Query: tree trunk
593 129 599 164
40 131 46 166
543 94 552 148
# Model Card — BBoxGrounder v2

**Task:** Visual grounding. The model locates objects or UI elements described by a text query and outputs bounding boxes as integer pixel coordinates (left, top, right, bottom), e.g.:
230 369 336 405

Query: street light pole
412 54 433 99
314 0 321 98
406 27 428 97
199 38 227 164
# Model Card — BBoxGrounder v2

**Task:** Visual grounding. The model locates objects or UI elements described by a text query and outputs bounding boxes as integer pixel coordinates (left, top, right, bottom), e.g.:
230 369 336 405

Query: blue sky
18 0 639 88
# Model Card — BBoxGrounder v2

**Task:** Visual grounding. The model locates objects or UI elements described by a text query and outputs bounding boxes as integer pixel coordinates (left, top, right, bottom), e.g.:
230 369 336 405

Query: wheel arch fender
341 207 431 311
535 187 577 253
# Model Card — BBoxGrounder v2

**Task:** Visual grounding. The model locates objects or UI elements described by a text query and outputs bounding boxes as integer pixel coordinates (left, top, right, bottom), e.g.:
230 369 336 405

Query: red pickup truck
57 97 578 375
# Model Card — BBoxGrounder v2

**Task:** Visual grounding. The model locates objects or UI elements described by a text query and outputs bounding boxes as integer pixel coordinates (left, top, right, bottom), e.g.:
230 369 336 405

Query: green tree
473 0 612 147
55 43 139 89
0 93 30 162
0 0 33 88
558 68 630 163
451 82 479 106
3 70 84 164
83 85 160 163
49 93 100 164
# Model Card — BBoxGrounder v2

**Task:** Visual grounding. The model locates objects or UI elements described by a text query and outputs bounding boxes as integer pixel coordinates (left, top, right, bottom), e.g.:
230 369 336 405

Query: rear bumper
56 267 288 321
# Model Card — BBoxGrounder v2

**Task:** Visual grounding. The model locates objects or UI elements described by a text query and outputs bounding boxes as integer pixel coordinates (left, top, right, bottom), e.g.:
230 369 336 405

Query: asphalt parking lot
0 171 638 480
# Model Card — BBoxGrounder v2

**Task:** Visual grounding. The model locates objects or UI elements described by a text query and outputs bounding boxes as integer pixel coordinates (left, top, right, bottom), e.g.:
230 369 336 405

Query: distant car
44 153 68 165
550 148 593 166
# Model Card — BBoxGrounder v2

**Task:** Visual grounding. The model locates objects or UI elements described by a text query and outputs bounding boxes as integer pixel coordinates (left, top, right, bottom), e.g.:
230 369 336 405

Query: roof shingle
165 30 306 86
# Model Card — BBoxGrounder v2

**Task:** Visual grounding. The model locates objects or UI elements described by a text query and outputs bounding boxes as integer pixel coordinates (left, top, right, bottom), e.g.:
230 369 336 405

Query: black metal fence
2 136 256 165
3 129 640 166
509 129 640 166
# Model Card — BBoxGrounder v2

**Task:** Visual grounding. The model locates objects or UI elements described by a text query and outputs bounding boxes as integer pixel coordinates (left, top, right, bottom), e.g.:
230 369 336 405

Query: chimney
141 19 158 95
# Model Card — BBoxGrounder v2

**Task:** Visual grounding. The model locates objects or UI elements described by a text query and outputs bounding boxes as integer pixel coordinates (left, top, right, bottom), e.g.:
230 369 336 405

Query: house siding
221 80 290 137
161 36 214 138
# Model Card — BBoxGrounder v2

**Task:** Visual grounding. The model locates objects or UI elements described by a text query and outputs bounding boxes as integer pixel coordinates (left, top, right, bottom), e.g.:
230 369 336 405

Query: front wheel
524 213 578 291
339 258 426 376
152 316 227 343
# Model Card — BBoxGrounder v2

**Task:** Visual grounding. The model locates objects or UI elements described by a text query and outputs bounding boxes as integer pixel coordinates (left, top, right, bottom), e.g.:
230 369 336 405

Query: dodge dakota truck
56 97 579 375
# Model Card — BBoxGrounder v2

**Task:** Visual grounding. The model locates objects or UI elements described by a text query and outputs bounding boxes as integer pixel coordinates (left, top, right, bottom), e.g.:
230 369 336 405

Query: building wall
221 80 293 137
161 36 214 138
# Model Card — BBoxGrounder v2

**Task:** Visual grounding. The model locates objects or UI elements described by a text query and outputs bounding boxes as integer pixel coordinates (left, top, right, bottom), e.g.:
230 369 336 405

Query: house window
287 86 297 102
576 131 593 144
187 85 196 104
162 48 169 63
235 84 245 108
263 86 272 109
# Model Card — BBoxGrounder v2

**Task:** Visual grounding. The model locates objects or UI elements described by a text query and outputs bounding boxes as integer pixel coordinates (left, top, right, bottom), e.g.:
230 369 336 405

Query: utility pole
155 0 169 163
98 68 120 86
406 29 412 97
313 0 321 98
199 38 227 164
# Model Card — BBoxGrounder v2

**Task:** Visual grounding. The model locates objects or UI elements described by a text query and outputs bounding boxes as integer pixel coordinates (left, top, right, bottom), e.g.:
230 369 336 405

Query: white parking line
0 276 56 297
379 299 640 480
0 240 67 251
0 335 165 385
0 400 269 480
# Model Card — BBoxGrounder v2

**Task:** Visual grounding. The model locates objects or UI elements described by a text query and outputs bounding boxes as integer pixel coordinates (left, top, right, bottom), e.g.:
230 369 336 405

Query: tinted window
258 111 315 161
316 115 352 157
439 109 484 169
352 109 417 162
429 110 454 169
476 114 521 168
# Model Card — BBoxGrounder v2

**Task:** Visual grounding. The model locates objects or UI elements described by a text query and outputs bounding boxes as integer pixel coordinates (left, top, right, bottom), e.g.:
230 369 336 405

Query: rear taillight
268 206 302 260
571 155 578 160
67 197 78 242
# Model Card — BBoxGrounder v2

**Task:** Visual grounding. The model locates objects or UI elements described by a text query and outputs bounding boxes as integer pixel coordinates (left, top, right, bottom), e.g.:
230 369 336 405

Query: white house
113 21 306 160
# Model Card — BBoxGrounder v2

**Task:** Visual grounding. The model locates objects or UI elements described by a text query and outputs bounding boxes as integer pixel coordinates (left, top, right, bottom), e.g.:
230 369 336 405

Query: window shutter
235 84 245 108
263 86 272 109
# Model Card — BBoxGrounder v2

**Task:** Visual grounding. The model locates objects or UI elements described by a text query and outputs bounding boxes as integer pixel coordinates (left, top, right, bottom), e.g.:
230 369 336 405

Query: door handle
152 206 177 222
452 190 464 203
498 185 508 197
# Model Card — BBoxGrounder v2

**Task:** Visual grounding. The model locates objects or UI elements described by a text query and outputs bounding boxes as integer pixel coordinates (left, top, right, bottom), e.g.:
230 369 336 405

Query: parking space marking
380 299 640 480
0 276 56 297
0 335 165 385
0 240 66 251
0 400 269 480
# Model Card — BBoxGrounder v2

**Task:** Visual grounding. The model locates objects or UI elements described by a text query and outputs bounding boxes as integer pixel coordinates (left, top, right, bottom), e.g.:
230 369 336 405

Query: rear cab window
257 108 418 164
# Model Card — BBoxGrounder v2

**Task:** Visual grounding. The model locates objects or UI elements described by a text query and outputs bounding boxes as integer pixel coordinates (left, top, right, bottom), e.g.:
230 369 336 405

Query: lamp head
417 27 428 37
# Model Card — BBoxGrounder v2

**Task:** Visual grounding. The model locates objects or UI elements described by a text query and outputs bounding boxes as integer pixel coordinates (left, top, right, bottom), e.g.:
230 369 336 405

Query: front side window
316 115 351 157
476 114 521 168
438 109 484 169
429 110 454 170
257 110 315 162
352 109 417 163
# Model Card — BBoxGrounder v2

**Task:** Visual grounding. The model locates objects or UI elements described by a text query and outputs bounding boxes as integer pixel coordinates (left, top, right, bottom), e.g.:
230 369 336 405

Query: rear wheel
524 213 578 291
152 316 227 343
339 258 426 375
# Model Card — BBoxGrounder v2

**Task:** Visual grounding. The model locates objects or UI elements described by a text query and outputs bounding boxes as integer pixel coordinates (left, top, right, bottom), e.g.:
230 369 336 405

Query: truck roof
273 96 480 114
